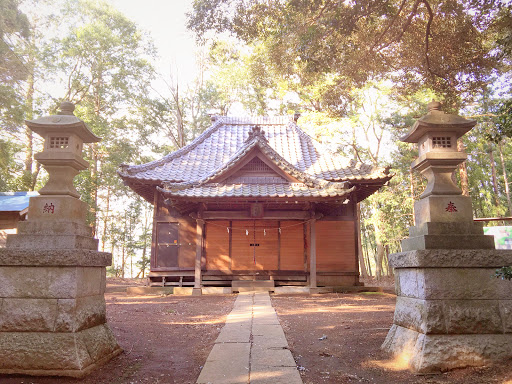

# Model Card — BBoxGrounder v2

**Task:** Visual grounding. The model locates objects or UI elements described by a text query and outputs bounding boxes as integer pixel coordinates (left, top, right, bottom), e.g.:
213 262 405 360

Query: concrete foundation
383 249 512 373
0 249 122 377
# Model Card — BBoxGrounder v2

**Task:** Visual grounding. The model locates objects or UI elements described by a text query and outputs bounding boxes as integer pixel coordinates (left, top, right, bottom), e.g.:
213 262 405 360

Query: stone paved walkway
196 292 303 384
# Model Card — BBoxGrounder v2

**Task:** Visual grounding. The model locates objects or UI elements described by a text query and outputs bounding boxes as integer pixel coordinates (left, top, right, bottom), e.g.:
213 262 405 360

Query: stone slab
0 324 121 374
26 195 88 225
235 287 275 292
414 195 473 226
6 233 98 250
216 323 252 343
401 234 495 251
196 343 250 384
126 286 173 295
0 266 104 299
394 267 512 300
232 280 275 288
409 221 485 237
17 221 93 237
173 287 194 295
390 249 512 268
250 366 302 384
202 287 232 295
0 249 112 266
382 324 512 373
250 345 297 368
393 297 511 334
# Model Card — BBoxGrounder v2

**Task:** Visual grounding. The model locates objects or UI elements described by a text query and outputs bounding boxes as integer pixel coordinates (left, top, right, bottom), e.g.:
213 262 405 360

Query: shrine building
118 116 391 289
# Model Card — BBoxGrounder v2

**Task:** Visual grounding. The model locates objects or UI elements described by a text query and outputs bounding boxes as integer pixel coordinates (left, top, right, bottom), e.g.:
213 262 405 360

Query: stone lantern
26 101 99 198
401 100 494 250
382 101 512 373
0 102 121 377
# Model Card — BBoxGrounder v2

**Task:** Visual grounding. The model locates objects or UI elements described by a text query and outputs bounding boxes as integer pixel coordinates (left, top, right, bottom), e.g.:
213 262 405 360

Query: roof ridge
162 135 335 192
119 117 226 176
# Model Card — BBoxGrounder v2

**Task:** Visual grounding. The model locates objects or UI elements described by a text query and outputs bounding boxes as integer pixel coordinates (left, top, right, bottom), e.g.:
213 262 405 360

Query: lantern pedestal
0 102 121 378
382 249 512 373
382 101 512 372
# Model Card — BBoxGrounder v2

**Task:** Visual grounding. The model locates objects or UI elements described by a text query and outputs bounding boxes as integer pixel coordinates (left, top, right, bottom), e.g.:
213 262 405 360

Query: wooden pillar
194 219 205 292
310 218 317 288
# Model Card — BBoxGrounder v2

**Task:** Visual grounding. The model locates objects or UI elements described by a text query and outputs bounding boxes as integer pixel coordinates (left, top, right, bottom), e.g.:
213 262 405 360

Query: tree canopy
188 0 511 111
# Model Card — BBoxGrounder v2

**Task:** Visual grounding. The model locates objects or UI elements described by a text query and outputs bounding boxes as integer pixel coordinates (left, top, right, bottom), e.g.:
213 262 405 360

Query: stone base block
0 324 122 378
401 234 495 251
126 286 174 295
17 220 93 237
409 221 485 237
6 233 98 250
27 195 88 225
414 195 473 226
201 287 232 295
393 296 511 334
382 324 512 373
173 287 194 295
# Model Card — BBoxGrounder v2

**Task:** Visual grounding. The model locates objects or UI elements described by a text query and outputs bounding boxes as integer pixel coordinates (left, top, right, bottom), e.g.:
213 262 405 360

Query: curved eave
348 174 394 202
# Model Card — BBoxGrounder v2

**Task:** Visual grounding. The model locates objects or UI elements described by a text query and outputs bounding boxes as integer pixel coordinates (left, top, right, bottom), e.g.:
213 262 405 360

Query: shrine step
231 280 275 292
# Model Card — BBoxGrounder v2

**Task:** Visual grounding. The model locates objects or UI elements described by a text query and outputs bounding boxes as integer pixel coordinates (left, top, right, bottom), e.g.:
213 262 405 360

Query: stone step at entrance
232 280 275 292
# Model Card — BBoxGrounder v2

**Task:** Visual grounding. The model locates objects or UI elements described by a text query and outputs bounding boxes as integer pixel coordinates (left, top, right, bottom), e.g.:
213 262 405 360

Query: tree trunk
499 141 512 215
23 64 35 191
374 241 385 280
101 187 111 252
488 145 500 206
458 139 470 196
409 167 415 225
356 203 368 278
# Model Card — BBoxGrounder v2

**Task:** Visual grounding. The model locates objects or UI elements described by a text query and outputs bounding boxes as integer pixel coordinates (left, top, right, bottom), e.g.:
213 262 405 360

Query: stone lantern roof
401 101 476 143
25 101 100 143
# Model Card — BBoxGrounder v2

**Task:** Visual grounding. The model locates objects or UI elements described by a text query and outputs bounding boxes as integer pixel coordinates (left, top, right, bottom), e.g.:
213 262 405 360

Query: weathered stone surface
382 325 512 373
17 220 93 237
0 331 93 370
6 233 98 250
390 249 512 268
26 195 88 225
414 195 473 226
0 249 112 267
444 300 503 334
401 234 495 251
0 298 58 332
55 295 106 332
394 267 512 300
0 265 105 299
409 221 485 237
76 267 104 297
393 297 445 334
0 266 77 298
80 324 120 362
500 300 512 333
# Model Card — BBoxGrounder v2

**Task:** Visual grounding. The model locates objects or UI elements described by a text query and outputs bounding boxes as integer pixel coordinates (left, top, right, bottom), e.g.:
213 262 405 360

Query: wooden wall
151 191 358 277
316 221 357 272
152 192 197 271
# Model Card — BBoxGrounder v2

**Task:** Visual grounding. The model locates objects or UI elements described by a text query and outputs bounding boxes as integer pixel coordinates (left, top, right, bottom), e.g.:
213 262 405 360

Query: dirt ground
272 292 512 384
2 278 512 384
1 283 236 384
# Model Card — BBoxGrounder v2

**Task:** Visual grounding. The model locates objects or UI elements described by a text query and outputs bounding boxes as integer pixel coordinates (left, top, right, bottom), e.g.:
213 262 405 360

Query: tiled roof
118 116 391 201
158 183 355 199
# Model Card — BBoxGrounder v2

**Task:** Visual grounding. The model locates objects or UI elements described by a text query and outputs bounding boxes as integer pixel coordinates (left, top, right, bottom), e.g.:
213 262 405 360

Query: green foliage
495 266 512 280
486 99 512 142
188 0 509 112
